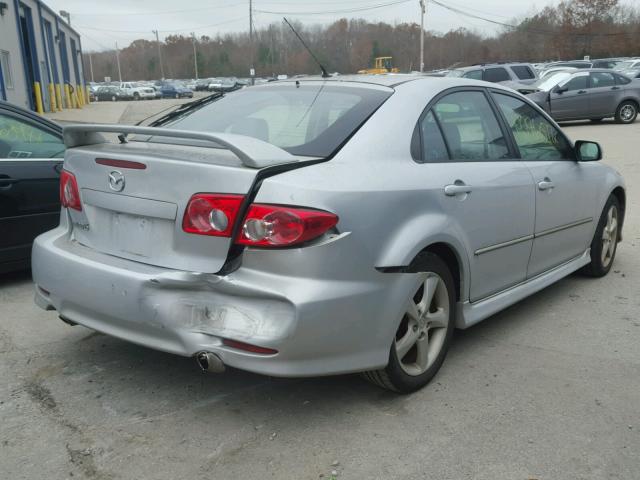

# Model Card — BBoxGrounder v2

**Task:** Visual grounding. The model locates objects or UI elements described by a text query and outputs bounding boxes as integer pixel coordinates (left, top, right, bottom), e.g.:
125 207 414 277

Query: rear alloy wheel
111 95 117 102
363 253 455 393
615 101 637 124
175 93 180 99
581 195 620 277
133 92 140 101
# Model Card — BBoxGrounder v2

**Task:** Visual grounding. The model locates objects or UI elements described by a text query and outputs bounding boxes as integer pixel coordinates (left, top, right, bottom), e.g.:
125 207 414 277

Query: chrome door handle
577 90 587 94
444 184 473 196
538 179 555 191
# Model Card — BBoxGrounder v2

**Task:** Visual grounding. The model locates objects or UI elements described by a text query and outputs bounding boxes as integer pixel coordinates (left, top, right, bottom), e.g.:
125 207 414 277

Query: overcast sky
43 0 629 52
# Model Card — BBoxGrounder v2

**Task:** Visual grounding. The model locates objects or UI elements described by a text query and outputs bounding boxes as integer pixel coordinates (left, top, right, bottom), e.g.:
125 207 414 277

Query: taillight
237 204 338 247
59 170 82 211
182 193 244 237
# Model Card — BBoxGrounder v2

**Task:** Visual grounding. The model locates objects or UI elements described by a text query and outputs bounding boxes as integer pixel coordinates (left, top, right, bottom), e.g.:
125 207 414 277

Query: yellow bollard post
78 85 85 107
33 82 44 115
85 86 91 104
55 84 63 111
48 83 56 111
64 84 71 109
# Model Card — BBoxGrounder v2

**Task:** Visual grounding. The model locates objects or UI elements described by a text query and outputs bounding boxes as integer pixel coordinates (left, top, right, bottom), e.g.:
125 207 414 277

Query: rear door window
483 68 510 83
589 72 616 88
615 74 631 85
432 91 509 161
418 111 449 162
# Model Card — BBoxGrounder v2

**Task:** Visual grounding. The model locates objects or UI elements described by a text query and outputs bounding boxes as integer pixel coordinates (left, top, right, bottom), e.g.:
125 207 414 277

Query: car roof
275 74 520 94
276 74 427 88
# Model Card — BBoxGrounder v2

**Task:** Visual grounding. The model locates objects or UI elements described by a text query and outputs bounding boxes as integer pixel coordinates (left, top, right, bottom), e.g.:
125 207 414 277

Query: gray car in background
32 76 625 393
447 63 539 85
522 69 640 123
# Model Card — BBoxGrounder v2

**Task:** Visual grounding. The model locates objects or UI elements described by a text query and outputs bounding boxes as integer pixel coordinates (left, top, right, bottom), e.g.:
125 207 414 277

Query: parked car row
90 81 194 101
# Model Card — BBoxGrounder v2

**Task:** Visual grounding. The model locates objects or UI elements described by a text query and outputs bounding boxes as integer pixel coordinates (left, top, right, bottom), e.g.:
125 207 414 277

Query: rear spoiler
62 124 297 169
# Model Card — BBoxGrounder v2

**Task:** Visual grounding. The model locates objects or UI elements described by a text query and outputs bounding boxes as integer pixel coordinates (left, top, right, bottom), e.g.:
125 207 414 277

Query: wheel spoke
415 334 429 370
427 307 448 329
609 218 618 237
396 323 420 359
406 301 421 323
418 275 439 313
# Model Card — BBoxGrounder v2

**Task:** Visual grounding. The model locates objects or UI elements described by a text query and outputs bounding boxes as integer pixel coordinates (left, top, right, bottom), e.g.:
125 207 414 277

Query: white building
0 0 85 111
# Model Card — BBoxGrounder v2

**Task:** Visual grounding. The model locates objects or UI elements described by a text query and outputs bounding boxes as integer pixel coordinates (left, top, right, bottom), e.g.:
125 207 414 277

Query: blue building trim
44 20 59 84
55 17 70 83
69 38 80 84
0 62 6 101
37 1 52 87
13 0 34 109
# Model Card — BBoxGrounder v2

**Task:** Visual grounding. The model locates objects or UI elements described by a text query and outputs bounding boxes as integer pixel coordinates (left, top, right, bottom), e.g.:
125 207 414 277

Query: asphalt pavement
1 103 639 479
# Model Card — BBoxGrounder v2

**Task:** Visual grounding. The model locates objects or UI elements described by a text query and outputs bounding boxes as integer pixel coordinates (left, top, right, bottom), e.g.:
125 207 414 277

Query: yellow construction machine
358 57 399 74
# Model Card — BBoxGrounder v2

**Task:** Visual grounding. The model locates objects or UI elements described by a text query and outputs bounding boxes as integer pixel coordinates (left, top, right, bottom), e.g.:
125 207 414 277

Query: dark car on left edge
0 101 64 273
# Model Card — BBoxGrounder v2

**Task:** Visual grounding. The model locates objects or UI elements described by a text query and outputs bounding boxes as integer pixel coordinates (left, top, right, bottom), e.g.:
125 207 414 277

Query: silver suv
33 75 625 393
447 63 539 85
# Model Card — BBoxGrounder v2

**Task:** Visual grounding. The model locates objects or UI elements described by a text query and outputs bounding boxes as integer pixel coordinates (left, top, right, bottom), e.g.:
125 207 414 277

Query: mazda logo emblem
108 170 125 192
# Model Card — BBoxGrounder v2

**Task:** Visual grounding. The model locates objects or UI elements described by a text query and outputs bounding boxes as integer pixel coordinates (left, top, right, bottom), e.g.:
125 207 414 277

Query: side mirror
575 140 602 162
555 85 568 94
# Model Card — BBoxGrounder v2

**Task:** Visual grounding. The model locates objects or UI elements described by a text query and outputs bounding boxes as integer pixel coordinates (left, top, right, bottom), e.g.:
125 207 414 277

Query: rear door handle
611 86 620 90
577 90 587 94
0 177 18 187
538 178 555 191
444 183 473 196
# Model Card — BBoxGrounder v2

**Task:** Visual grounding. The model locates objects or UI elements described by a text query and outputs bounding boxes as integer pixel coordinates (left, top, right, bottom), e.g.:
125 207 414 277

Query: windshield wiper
137 92 225 127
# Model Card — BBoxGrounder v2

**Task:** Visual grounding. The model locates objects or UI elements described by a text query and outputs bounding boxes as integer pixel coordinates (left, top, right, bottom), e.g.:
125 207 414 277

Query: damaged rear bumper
32 227 417 377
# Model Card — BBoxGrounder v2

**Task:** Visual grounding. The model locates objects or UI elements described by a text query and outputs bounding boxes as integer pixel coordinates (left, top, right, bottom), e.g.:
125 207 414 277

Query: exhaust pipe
196 351 225 373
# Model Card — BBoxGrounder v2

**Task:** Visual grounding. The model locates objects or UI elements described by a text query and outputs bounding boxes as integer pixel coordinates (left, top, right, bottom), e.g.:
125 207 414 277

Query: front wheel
111 95 117 102
175 93 179 99
615 101 637 124
581 195 620 277
362 253 455 393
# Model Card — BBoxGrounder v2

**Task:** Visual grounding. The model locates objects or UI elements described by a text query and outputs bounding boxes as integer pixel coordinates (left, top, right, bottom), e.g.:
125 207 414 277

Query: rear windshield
161 83 392 157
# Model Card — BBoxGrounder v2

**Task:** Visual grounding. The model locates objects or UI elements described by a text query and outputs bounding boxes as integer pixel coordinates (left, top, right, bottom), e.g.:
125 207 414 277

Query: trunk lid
65 141 261 273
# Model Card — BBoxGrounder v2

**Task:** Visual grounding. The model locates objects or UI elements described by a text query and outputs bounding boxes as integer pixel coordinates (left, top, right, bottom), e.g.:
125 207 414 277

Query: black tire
615 100 638 124
362 252 456 394
111 95 117 102
133 92 140 101
590 118 603 123
580 195 620 277
175 93 180 99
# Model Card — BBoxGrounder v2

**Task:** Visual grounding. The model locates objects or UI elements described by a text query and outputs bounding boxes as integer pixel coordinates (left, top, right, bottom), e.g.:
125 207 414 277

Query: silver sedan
32 76 626 393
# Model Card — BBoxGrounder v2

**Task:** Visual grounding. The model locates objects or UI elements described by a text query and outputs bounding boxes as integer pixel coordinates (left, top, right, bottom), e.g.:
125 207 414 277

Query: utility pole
152 30 165 79
115 42 122 82
249 0 255 85
419 0 426 72
191 33 198 79
89 53 94 83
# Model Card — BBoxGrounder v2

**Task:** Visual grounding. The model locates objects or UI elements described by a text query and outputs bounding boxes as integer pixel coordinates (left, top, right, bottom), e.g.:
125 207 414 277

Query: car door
0 108 64 269
588 71 620 118
490 91 596 277
549 72 590 120
418 89 536 302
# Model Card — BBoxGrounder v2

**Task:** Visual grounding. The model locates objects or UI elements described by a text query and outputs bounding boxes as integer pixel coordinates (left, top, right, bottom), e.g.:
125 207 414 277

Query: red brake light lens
59 170 82 211
237 204 338 247
182 194 244 237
